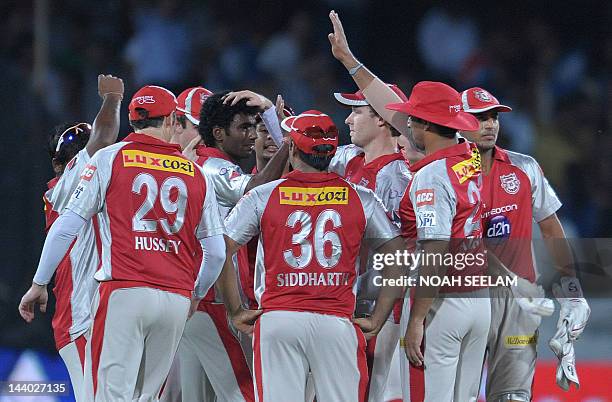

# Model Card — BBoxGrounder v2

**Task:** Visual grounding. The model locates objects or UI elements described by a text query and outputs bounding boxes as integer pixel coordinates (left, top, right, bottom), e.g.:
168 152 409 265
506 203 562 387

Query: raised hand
98 74 124 100
223 90 273 111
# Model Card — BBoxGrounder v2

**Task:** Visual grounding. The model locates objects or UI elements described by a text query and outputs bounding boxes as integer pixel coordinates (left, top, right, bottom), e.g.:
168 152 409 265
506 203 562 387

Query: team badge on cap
461 87 512 114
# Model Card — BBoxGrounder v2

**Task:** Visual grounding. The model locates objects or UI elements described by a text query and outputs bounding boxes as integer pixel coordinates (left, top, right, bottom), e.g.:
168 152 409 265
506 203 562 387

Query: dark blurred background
0 0 610 352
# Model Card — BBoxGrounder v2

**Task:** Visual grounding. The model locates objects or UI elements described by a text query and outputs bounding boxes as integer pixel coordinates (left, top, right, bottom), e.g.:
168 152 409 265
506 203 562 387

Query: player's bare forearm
539 213 575 277
244 142 289 193
87 74 124 155
216 237 244 316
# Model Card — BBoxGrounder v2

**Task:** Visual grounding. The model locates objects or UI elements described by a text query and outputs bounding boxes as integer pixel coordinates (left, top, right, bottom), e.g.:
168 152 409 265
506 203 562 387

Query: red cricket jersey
399 141 486 292
66 133 224 297
481 146 562 282
225 170 399 318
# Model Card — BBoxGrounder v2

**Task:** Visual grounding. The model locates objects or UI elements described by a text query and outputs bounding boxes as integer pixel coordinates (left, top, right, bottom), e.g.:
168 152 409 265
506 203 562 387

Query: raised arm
85 74 124 156
328 10 410 137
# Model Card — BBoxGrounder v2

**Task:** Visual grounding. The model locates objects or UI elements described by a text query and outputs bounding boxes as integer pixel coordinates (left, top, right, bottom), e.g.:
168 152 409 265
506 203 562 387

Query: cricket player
20 74 123 401
330 85 411 402
328 11 417 401
175 87 255 402
217 109 406 402
21 84 226 402
387 81 489 402
459 87 591 401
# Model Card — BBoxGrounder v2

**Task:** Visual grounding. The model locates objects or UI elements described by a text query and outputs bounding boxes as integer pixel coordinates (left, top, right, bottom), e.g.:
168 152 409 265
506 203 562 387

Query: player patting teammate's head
173 86 213 148
128 85 178 143
458 87 512 151
281 110 339 171
48 122 92 176
198 91 260 161
334 84 405 147
386 81 479 152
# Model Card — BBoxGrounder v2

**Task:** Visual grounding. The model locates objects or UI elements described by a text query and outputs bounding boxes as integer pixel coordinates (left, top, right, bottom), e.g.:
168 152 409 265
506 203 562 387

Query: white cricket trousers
178 303 254 401
404 290 490 402
366 318 402 402
253 310 368 402
58 335 87 402
82 283 190 402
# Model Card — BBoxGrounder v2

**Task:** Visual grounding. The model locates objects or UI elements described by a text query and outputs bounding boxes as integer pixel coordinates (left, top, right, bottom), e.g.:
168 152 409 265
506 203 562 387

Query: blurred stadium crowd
1 0 610 350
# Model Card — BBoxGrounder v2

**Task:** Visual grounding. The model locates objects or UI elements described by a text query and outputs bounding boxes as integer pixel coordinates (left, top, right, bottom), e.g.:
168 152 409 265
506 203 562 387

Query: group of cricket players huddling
18 10 590 402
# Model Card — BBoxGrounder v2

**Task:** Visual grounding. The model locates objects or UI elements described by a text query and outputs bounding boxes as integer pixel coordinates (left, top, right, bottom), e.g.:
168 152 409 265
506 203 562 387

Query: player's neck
361 135 397 164
292 158 321 173
479 147 494 174
135 128 168 143
424 134 457 156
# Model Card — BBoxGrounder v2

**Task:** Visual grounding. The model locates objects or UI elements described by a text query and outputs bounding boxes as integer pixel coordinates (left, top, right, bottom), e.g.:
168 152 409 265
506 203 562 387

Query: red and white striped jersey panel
44 148 100 349
225 170 400 318
66 133 224 294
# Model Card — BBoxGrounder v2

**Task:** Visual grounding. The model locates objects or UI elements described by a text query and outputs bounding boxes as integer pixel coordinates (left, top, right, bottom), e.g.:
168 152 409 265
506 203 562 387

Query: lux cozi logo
279 186 349 206
122 150 194 176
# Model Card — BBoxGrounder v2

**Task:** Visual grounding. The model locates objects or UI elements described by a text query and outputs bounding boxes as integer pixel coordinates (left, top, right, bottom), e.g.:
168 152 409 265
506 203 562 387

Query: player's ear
212 126 224 143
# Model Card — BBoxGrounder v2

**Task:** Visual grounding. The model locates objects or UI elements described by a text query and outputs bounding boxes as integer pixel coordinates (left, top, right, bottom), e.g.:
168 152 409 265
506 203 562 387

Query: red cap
177 86 214 126
386 81 479 131
461 87 512 113
334 84 408 106
281 110 338 155
128 85 177 121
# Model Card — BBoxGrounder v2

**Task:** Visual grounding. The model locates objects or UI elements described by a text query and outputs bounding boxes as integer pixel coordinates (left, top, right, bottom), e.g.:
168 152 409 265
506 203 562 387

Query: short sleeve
529 160 562 222
410 164 456 241
359 188 401 250
202 159 252 207
195 172 226 239
49 148 91 214
66 149 114 220
328 145 363 177
224 189 263 245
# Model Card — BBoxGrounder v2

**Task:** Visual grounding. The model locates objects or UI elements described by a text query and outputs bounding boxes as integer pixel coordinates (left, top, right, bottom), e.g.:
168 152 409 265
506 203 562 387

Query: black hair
411 116 456 138
368 106 401 137
199 91 261 147
297 145 335 171
129 108 165 130
48 122 91 166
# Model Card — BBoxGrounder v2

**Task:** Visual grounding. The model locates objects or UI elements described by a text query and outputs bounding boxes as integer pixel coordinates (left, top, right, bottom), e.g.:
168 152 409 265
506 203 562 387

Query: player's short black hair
368 106 401 137
129 108 165 130
298 145 335 171
49 122 91 166
412 116 456 138
199 91 261 147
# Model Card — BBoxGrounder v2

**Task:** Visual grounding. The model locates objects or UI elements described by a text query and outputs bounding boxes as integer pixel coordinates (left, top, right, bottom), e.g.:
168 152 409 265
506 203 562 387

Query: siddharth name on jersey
277 272 351 287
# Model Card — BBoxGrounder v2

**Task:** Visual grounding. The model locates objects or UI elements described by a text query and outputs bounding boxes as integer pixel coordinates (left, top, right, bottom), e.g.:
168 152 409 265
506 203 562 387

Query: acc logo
415 189 435 207
500 173 520 195
133 95 155 105
279 186 348 206
504 335 537 348
486 215 511 239
474 89 492 102
452 148 482 184
416 210 437 229
80 165 97 181
122 150 194 176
